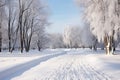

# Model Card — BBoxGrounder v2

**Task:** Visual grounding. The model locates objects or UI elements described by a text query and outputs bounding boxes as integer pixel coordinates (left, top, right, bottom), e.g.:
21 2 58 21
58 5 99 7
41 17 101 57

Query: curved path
0 51 66 80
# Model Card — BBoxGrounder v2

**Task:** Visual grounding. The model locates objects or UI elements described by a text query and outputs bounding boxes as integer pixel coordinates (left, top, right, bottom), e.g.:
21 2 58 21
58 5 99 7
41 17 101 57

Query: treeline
49 25 98 50
48 24 120 52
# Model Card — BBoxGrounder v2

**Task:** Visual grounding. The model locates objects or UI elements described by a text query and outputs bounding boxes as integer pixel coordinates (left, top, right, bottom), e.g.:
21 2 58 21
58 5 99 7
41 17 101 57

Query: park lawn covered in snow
0 49 120 80
0 50 57 71
87 52 120 80
0 49 66 80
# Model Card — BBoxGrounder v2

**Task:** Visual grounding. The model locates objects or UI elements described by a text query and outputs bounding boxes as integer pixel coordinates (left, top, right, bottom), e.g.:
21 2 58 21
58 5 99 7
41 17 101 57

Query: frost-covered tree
49 33 64 49
63 25 96 49
31 33 49 51
76 0 120 54
31 27 49 51
4 0 19 52
63 26 82 48
81 25 97 50
18 0 49 52
0 0 49 52
63 26 72 48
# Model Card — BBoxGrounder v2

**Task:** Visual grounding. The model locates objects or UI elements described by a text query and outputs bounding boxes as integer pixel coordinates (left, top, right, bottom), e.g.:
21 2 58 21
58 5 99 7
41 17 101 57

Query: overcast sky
46 0 83 33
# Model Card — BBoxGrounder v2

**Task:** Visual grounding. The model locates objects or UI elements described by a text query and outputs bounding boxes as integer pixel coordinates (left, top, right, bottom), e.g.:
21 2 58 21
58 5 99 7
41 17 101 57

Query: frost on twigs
76 0 120 54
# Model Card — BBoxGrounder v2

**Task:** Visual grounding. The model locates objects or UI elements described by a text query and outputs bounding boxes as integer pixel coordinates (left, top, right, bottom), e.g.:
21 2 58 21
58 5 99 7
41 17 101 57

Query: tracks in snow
3 51 112 80
36 54 111 80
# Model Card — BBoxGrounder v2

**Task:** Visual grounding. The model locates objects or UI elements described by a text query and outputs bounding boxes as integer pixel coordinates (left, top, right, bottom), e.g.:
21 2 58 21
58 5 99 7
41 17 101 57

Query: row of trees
49 25 98 50
76 0 120 54
0 0 49 52
1 0 119 54
63 25 97 49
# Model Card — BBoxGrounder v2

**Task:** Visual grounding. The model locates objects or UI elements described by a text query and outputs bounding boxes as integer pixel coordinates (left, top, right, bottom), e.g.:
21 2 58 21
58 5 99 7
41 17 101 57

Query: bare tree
0 0 5 52
22 10 34 52
23 0 48 52
0 0 49 52
0 9 2 52
17 0 33 53
49 33 64 49
5 0 18 52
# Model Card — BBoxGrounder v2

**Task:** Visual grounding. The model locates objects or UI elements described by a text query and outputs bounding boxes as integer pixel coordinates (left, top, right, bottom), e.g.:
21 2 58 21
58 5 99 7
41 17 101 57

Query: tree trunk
25 46 29 52
37 41 41 51
93 39 97 51
38 47 41 51
101 47 104 50
93 45 97 51
104 35 108 54
0 10 3 52
19 10 24 53
8 18 11 52
20 26 24 53
0 31 2 52
104 31 115 55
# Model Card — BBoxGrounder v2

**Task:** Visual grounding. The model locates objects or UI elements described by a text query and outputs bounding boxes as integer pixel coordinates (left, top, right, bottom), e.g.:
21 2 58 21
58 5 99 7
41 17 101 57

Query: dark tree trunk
0 10 3 52
93 39 97 51
93 45 97 51
8 14 11 52
104 35 108 54
19 10 24 53
0 31 2 52
37 40 41 51
20 25 24 53
38 47 41 51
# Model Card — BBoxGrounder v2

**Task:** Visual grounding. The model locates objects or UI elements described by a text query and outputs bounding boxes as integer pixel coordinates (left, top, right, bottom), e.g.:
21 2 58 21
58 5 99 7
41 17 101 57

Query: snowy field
0 49 120 80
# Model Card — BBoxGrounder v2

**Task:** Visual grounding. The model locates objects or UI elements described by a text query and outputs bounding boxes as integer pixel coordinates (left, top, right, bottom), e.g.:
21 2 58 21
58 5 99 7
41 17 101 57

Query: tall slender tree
0 0 5 52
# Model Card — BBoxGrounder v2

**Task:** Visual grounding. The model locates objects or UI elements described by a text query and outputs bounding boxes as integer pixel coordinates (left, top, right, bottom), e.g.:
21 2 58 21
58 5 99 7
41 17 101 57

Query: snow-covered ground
0 49 66 80
0 49 64 72
0 49 120 80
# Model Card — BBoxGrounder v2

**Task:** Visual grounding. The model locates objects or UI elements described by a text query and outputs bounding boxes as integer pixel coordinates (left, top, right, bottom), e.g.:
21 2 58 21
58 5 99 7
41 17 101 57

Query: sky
46 0 83 33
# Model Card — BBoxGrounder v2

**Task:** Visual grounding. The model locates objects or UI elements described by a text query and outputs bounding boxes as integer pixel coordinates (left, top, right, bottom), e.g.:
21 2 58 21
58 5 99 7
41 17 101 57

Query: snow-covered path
46 55 110 80
11 51 113 80
0 51 67 80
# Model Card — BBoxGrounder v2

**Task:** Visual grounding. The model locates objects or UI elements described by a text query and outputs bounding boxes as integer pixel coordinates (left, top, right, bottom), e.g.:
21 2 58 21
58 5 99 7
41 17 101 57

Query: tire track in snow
80 55 111 80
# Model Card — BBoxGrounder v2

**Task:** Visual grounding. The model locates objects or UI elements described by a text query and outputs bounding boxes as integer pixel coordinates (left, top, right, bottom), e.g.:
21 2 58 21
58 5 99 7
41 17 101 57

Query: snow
0 49 120 80
0 50 60 72
86 52 120 80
